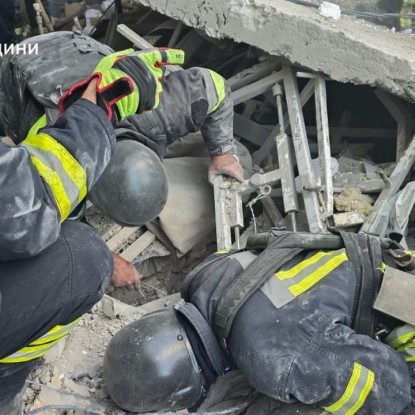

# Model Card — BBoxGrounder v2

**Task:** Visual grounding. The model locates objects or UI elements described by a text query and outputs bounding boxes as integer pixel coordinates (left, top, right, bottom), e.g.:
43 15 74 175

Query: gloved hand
59 47 185 123
208 152 245 184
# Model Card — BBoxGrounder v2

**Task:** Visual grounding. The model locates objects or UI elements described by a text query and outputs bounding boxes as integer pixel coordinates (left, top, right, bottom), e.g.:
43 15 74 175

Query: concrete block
101 295 144 320
136 0 415 100
43 338 66 364
319 2 341 21
137 293 181 314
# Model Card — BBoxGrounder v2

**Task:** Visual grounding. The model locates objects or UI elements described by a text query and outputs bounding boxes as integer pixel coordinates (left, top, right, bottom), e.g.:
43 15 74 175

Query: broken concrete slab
136 0 415 100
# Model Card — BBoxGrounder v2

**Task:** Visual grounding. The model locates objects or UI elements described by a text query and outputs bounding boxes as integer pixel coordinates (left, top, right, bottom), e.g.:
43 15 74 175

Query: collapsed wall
136 0 415 101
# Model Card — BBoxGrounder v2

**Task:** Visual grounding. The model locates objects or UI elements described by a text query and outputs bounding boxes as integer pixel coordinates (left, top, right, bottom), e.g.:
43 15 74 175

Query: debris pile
9 1 415 414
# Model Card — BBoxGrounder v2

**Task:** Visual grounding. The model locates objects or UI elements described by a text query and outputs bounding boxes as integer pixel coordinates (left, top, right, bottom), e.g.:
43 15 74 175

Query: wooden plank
101 223 122 243
107 226 140 251
121 231 156 262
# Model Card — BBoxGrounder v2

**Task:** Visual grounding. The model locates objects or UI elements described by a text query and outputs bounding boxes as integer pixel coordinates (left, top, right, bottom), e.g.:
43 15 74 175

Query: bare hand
81 78 98 104
111 252 142 290
208 152 244 184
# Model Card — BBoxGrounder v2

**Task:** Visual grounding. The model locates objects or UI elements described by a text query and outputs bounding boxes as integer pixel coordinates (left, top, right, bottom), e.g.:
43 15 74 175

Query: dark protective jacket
0 99 115 260
0 31 234 158
0 31 233 260
180 242 414 414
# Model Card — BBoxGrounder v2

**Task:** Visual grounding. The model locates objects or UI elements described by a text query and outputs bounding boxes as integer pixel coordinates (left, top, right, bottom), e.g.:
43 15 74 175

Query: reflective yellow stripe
346 370 375 415
0 318 82 364
22 133 87 221
215 249 230 254
26 114 47 138
381 262 387 272
289 252 348 296
30 155 72 219
385 324 415 349
385 324 415 362
277 251 337 280
324 362 374 415
208 70 226 113
31 318 81 345
400 0 415 29
325 363 361 413
396 339 415 352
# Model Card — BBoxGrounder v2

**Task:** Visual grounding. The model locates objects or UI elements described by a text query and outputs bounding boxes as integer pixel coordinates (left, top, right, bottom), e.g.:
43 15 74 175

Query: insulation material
334 188 375 217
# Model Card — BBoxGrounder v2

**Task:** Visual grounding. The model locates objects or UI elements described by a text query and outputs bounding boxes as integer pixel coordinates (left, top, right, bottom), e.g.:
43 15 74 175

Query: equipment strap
339 232 383 337
213 231 387 346
214 233 304 347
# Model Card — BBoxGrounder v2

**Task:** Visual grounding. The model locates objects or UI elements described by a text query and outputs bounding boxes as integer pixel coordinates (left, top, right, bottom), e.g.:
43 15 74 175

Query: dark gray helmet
104 307 204 412
88 140 169 226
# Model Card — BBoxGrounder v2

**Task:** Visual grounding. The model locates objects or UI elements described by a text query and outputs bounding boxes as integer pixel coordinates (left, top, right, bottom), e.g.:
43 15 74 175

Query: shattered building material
136 0 415 101
361 133 415 236
334 188 375 217
6 3 415 414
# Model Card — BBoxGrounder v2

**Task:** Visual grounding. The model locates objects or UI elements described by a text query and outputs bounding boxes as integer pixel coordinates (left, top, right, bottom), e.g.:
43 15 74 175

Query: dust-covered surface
23 302 131 413
23 298 182 414
132 0 415 100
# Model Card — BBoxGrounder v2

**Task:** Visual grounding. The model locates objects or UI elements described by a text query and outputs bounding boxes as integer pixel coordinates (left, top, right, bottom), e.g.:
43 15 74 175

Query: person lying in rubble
104 231 415 415
0 34 243 414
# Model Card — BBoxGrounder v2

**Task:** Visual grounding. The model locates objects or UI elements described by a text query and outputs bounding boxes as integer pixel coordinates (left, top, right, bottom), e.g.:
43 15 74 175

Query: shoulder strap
214 234 304 347
339 232 383 337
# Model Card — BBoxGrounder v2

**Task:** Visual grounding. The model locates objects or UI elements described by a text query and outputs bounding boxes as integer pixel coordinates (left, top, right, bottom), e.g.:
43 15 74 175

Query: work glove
59 47 185 123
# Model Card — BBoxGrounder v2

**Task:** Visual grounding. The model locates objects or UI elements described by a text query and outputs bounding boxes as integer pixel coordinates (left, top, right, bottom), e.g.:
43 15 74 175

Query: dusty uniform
180 238 414 414
0 31 233 159
0 99 115 411
0 31 233 410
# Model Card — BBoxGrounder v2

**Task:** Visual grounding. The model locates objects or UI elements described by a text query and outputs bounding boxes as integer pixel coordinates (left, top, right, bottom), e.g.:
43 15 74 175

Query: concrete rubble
9 0 415 414
136 0 415 100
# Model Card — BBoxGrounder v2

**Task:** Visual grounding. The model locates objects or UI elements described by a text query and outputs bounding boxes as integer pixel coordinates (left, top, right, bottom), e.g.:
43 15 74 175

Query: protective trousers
0 221 113 411
228 257 413 414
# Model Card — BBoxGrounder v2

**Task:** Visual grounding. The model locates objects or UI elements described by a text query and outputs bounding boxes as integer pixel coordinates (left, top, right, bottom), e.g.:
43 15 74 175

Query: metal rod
33 3 44 35
282 65 325 233
34 0 54 32
315 75 333 217
168 21 184 48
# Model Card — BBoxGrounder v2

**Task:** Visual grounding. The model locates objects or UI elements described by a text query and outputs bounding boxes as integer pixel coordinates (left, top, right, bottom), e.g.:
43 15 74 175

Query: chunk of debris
319 1 342 21
334 188 375 217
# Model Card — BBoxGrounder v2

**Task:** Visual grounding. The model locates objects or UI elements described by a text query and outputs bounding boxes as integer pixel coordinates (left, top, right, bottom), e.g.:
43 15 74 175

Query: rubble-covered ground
14 0 415 414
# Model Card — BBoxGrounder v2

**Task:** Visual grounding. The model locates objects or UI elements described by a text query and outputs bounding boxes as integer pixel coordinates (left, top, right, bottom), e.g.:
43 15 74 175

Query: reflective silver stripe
398 347 415 362
260 275 296 308
281 250 344 286
231 251 257 270
0 319 81 363
385 324 415 349
261 249 347 308
32 319 81 345
324 362 375 414
22 143 82 212
199 68 219 113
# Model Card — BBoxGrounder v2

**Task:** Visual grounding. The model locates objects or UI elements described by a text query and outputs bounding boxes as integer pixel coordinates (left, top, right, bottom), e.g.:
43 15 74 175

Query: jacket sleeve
117 67 235 157
0 99 115 260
